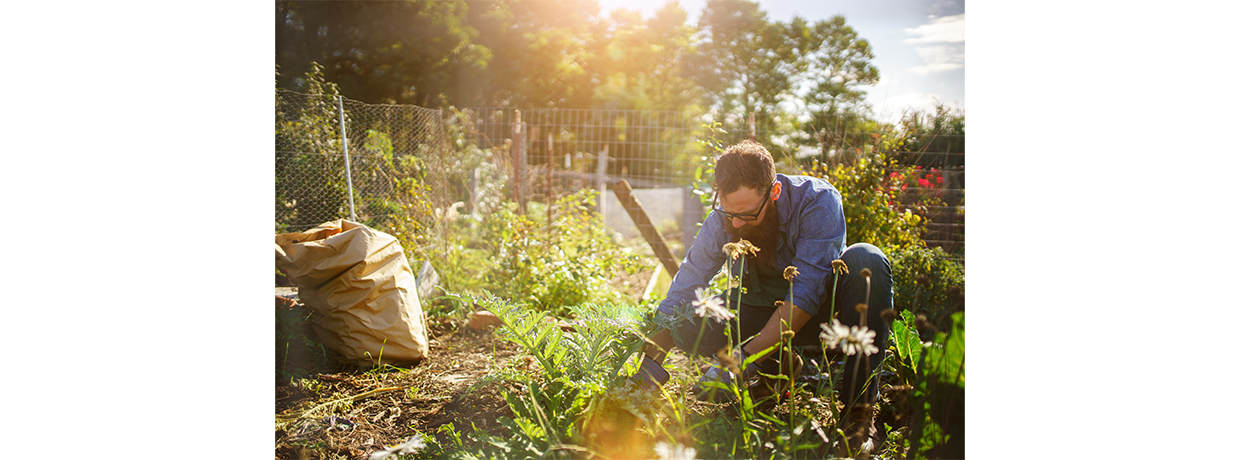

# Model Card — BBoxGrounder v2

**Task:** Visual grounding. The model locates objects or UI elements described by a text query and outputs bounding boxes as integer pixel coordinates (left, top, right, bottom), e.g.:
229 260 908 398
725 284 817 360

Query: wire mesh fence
275 90 964 263
276 90 458 253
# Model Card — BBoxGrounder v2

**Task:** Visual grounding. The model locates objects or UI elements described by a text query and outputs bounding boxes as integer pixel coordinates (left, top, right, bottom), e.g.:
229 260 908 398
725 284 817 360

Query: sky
597 0 965 124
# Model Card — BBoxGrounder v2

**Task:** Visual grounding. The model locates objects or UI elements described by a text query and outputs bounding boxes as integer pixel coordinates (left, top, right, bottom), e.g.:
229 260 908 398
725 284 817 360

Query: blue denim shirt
657 173 847 317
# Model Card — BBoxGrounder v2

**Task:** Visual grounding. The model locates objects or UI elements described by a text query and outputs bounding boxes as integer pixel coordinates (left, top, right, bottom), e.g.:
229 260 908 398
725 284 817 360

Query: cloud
910 44 964 75
903 14 965 44
904 14 965 75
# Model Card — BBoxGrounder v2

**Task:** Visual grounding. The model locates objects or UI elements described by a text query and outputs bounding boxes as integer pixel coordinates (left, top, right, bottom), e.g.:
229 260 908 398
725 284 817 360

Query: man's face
718 182 781 240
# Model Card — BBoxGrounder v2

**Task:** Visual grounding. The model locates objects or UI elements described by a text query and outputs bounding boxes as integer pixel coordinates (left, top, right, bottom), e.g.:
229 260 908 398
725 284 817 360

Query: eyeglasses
712 181 776 222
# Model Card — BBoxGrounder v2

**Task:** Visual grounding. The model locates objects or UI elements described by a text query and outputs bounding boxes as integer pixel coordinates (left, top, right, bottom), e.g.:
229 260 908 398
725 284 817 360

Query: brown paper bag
275 220 428 366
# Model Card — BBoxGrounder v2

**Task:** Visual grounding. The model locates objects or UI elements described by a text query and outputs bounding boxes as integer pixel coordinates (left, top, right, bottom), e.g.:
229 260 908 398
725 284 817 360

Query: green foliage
277 0 488 106
451 296 653 459
355 128 436 259
690 121 727 221
888 245 965 327
907 311 965 459
471 189 648 316
275 63 350 233
276 301 336 384
275 64 436 260
887 309 923 388
801 147 933 252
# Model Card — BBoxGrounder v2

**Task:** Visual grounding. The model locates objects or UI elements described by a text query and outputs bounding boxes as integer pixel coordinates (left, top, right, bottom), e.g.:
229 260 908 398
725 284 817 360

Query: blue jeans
665 243 893 404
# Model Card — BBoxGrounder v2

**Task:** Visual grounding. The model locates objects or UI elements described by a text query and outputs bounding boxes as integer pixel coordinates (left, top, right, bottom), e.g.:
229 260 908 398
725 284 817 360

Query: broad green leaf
893 309 922 373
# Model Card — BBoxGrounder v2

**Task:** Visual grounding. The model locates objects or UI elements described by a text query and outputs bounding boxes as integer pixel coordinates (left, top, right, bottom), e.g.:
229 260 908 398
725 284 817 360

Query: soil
276 303 525 460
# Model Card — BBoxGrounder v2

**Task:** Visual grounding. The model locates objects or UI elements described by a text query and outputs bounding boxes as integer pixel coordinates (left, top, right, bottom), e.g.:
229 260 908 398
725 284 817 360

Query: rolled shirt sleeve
657 208 728 316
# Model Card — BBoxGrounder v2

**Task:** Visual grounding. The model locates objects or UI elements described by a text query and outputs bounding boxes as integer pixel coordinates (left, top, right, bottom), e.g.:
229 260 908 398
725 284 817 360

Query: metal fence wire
275 90 964 261
276 90 455 241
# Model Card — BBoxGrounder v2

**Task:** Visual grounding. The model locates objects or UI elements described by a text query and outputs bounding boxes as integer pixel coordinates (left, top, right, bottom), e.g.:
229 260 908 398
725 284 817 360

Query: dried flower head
880 309 896 323
735 239 759 258
831 259 849 275
783 265 801 281
692 287 733 321
722 242 740 259
716 347 743 376
781 329 795 340
855 303 869 314
774 300 785 308
860 268 872 278
914 314 939 336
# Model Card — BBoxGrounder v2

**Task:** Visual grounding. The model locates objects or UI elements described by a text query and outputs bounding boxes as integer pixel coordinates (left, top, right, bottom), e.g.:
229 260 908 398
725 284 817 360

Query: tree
276 0 488 106
588 3 701 112
692 0 797 125
462 0 602 108
795 15 882 162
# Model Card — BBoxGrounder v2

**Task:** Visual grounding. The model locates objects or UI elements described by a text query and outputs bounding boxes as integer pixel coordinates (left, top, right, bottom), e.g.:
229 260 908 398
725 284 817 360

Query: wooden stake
612 179 679 278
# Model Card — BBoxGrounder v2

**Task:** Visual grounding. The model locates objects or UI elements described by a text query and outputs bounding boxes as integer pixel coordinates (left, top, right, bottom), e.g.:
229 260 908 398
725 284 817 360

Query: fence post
597 144 608 220
748 112 756 141
547 133 554 231
337 95 357 221
513 110 524 214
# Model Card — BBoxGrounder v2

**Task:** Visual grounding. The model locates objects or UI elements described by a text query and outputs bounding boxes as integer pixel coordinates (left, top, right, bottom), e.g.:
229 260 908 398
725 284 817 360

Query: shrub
439 189 650 316
801 148 936 252
888 245 964 326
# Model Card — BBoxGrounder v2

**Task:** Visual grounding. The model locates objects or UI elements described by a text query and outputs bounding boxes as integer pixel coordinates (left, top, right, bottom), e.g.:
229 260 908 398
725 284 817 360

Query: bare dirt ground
276 298 527 460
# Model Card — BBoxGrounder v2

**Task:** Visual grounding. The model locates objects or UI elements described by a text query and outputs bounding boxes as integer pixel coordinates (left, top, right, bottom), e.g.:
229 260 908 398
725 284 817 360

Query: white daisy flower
654 441 698 460
840 324 878 356
692 287 733 321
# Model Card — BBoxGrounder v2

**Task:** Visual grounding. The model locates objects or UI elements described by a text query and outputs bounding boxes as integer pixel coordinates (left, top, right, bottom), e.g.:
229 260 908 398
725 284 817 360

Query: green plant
276 301 336 384
451 295 654 459
888 245 965 327
480 189 648 316
887 309 923 390
275 63 352 233
906 311 965 459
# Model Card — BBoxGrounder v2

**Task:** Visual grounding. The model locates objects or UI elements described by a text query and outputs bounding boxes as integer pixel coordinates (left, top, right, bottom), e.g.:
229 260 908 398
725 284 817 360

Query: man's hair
714 139 776 196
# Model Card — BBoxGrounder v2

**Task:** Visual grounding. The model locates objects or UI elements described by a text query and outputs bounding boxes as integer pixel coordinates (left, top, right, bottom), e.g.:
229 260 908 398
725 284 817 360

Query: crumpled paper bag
275 220 428 366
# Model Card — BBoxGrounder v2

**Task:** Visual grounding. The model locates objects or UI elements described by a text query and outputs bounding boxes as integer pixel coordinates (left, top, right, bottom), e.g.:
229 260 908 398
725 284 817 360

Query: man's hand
742 301 812 363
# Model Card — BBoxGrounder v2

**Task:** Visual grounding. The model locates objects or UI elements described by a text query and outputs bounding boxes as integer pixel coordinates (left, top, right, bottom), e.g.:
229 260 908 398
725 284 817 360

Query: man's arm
655 210 728 316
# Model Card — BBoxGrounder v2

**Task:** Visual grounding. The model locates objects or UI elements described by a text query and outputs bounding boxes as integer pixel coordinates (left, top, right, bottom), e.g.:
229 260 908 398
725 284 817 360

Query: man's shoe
838 403 880 458
692 364 736 402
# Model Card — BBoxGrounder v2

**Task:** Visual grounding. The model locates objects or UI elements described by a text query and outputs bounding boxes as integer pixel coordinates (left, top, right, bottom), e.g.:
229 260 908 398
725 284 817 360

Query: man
632 140 893 454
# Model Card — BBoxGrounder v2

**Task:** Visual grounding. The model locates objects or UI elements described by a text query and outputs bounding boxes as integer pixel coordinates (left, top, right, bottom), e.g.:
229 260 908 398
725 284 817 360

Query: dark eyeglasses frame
712 181 776 222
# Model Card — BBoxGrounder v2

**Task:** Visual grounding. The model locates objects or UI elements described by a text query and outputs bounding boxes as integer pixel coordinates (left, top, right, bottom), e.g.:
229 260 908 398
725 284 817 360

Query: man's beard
724 201 780 268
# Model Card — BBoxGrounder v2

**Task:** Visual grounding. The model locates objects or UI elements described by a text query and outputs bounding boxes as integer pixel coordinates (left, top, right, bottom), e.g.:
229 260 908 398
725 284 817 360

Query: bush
432 188 651 317
888 245 964 326
801 147 936 252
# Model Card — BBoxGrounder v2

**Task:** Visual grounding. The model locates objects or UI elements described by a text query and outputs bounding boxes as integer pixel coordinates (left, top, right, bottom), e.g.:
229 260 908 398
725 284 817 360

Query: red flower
918 178 930 188
936 176 943 184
